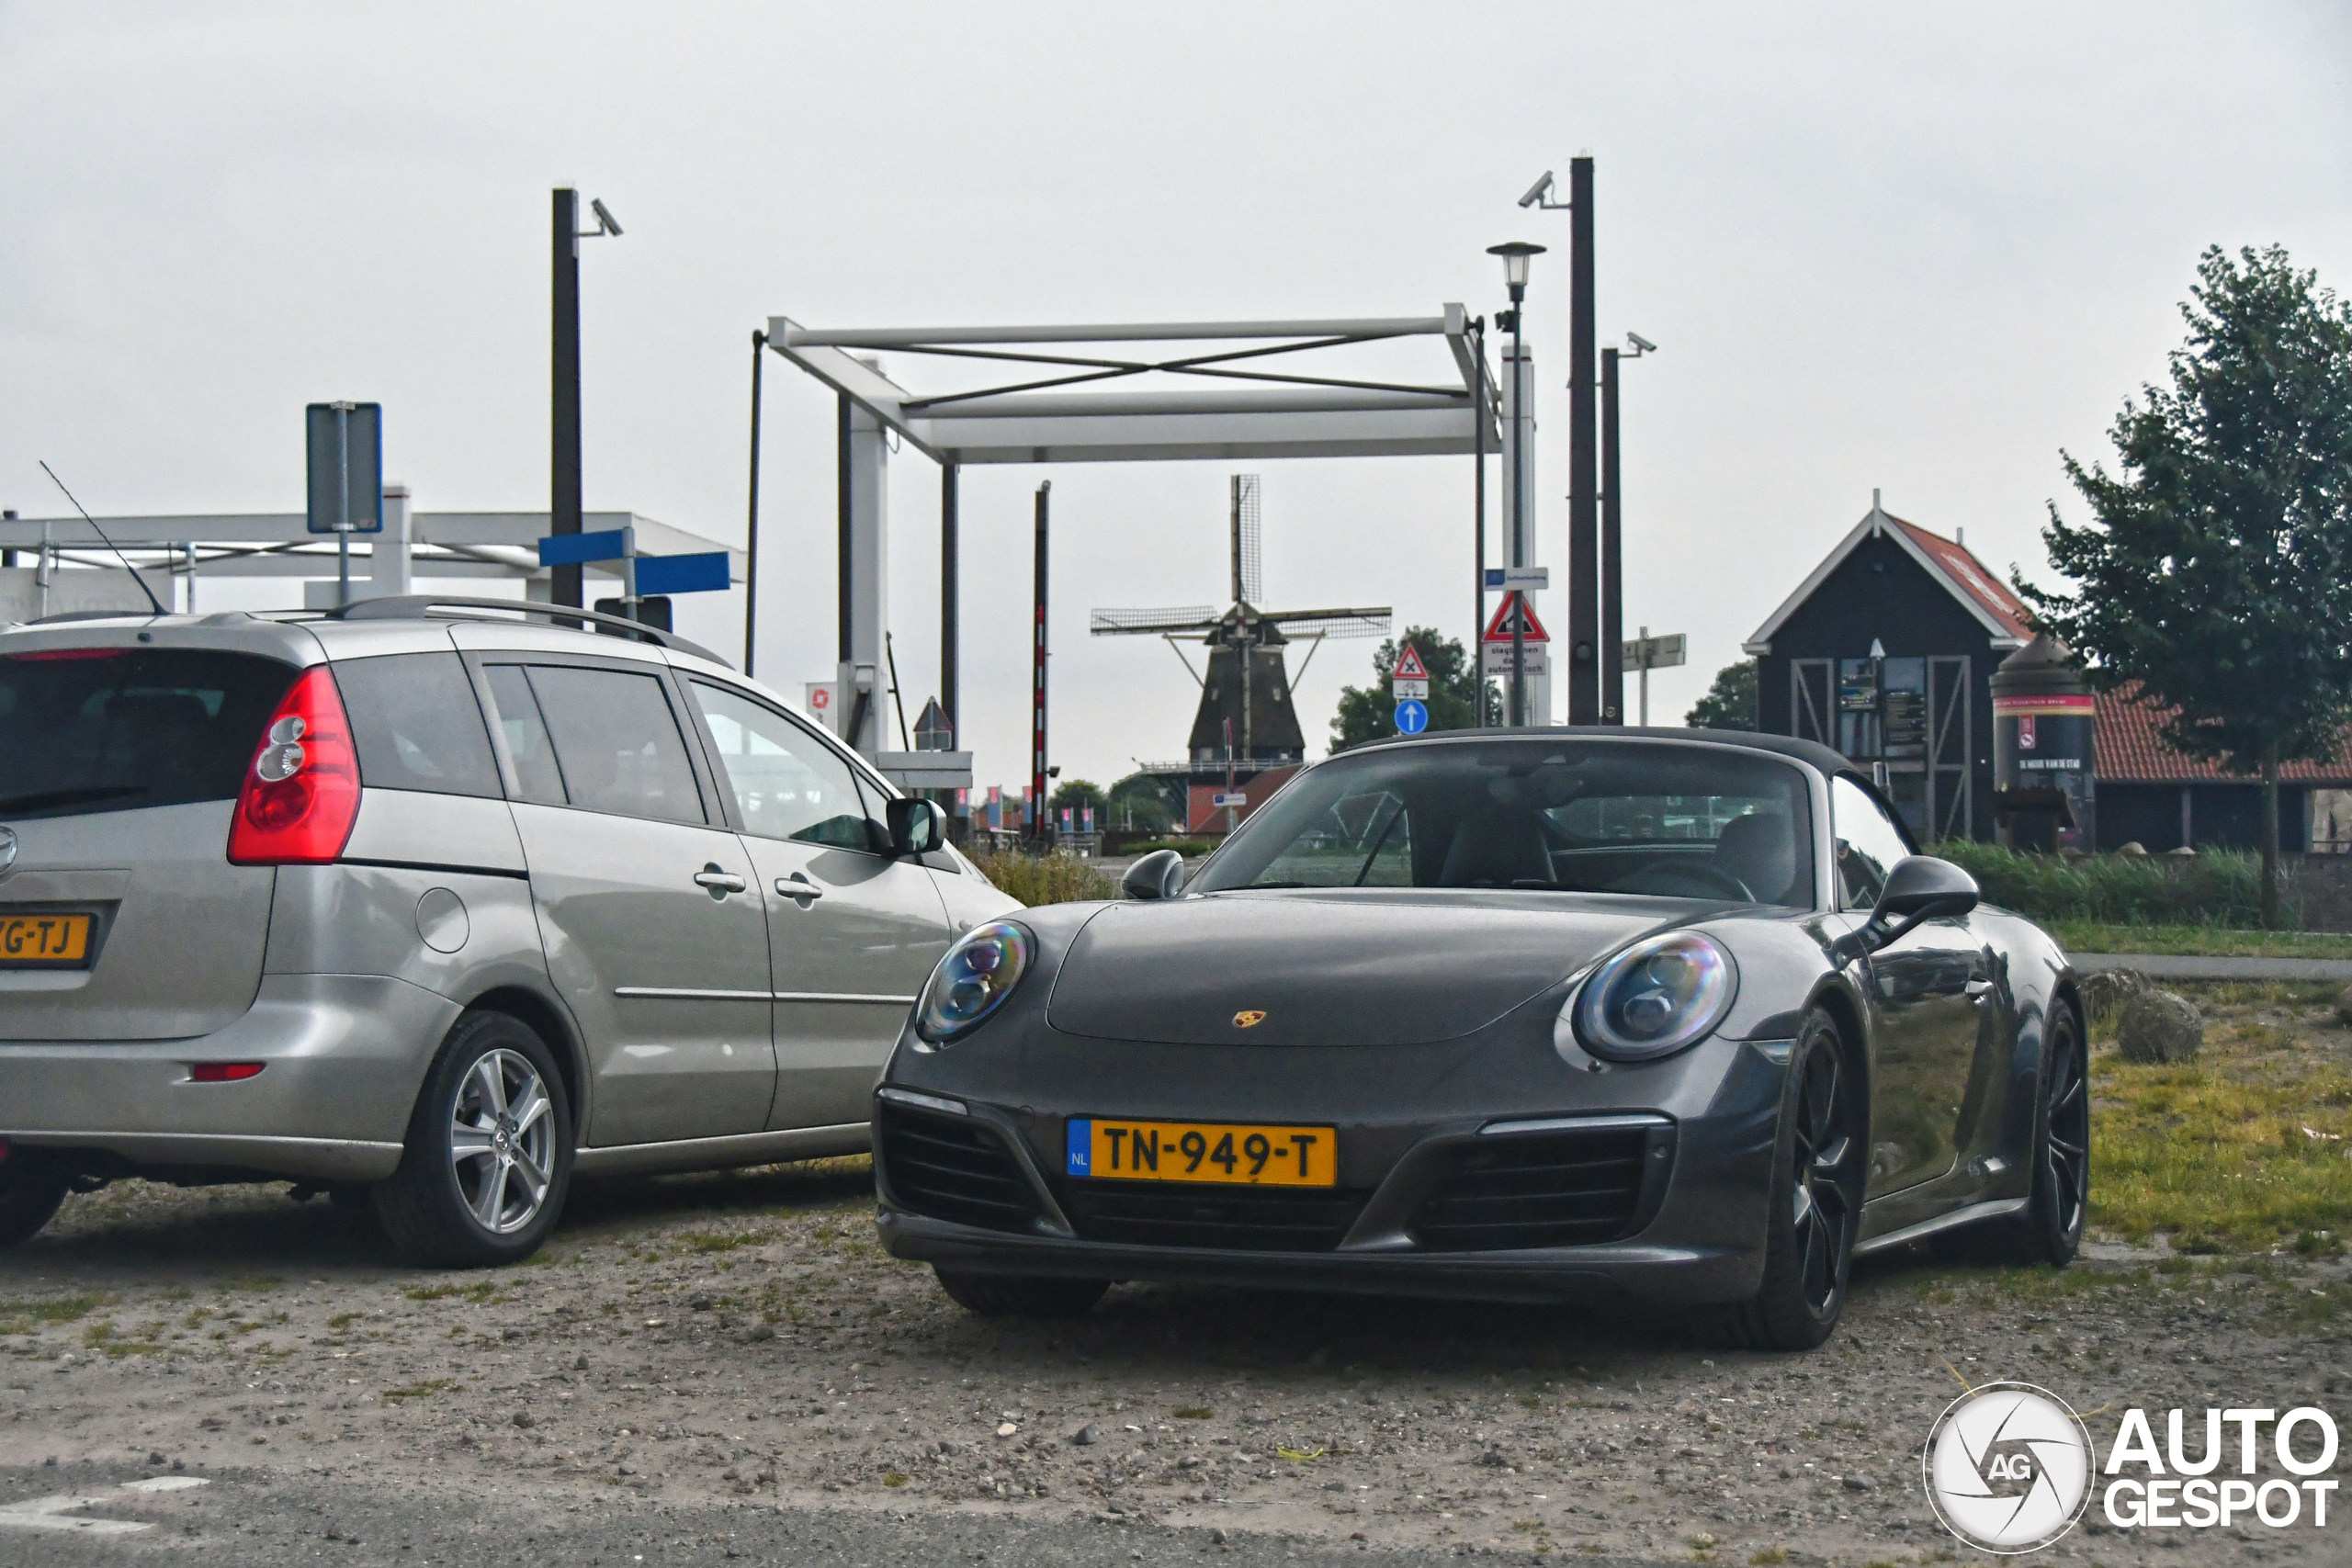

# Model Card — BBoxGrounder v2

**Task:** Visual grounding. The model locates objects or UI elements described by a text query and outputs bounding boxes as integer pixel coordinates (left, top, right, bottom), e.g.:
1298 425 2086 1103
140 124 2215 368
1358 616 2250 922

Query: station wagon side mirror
1121 848 1186 901
887 797 946 859
1840 855 1979 961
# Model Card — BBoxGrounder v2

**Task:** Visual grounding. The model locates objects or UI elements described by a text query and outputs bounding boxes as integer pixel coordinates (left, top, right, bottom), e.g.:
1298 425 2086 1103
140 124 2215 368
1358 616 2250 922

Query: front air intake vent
1408 1121 1667 1251
1055 1180 1372 1252
876 1104 1042 1235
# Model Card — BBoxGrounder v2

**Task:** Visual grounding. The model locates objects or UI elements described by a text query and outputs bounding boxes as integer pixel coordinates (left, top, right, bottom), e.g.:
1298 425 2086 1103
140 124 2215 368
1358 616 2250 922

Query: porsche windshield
1193 739 1816 906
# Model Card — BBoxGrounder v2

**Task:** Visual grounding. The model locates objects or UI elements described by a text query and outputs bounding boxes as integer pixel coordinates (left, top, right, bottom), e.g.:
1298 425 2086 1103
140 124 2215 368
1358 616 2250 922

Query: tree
1105 772 1180 835
1048 778 1105 815
1329 626 1498 751
2017 244 2352 927
1686 660 1758 730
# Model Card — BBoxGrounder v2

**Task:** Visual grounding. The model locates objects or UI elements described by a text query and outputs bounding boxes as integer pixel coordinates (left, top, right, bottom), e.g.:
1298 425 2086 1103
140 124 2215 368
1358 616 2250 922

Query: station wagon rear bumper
0 972 460 1183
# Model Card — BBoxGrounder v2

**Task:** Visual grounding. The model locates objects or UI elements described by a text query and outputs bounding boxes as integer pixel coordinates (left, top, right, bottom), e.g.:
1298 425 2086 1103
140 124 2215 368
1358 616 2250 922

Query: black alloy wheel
2007 1002 2089 1266
1711 1008 1863 1350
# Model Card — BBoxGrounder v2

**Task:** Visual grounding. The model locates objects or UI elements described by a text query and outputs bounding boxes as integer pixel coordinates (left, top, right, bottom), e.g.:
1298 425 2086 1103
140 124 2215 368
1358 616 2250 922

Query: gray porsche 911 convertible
871 729 2087 1349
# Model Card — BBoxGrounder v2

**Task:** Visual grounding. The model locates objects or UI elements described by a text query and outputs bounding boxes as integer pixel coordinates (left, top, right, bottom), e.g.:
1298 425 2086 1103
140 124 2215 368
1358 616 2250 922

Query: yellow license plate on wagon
0 912 93 967
1067 1118 1338 1187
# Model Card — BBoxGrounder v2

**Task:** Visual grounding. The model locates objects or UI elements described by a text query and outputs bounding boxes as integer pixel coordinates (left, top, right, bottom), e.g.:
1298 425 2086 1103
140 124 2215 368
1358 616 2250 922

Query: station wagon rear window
0 648 300 819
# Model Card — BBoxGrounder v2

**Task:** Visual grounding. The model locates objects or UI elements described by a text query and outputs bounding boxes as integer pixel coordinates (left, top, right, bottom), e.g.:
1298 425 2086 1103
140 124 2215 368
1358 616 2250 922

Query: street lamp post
1487 242 1544 728
550 189 622 612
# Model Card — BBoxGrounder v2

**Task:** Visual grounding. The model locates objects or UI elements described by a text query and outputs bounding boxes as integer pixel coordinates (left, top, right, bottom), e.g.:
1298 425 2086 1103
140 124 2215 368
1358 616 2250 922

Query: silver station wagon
0 599 1016 1264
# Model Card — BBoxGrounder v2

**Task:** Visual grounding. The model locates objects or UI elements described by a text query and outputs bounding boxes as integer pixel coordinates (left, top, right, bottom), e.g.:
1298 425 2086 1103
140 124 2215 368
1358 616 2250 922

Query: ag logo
1231 1010 1267 1029
1923 1382 2094 1554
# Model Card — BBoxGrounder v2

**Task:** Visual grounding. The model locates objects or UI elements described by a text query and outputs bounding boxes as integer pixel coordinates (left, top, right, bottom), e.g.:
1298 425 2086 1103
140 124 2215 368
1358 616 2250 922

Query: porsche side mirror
1121 848 1186 901
888 798 946 859
1839 855 1979 961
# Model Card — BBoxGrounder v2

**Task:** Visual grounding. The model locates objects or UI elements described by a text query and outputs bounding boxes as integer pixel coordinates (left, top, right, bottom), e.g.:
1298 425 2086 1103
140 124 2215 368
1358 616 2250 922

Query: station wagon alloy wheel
451 1049 556 1235
376 1011 574 1268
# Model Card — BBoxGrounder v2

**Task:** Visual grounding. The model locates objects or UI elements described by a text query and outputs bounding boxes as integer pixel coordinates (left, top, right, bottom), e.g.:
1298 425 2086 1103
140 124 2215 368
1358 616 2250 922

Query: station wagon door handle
693 866 749 895
775 875 826 901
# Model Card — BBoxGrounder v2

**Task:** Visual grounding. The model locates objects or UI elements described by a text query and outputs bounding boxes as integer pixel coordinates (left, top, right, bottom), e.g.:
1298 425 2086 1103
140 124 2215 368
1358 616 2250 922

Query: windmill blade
1231 473 1262 605
1262 606 1393 639
1091 605 1223 636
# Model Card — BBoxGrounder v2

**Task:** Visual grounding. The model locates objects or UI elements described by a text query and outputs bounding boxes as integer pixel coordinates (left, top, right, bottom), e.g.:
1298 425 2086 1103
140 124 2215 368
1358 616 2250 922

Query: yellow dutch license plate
0 912 93 967
1067 1118 1338 1187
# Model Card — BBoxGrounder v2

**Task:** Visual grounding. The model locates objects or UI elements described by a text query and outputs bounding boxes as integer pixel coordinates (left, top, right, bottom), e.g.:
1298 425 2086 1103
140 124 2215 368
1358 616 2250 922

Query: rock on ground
2117 987 2204 1063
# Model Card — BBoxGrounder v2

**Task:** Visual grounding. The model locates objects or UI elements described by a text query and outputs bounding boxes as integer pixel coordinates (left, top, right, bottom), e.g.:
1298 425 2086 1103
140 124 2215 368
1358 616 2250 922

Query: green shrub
971 851 1117 907
1128 840 1214 857
1928 840 2286 929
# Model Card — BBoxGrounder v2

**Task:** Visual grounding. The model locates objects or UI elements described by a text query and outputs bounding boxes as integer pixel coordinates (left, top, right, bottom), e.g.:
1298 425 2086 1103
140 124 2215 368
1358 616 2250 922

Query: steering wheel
1606 861 1757 901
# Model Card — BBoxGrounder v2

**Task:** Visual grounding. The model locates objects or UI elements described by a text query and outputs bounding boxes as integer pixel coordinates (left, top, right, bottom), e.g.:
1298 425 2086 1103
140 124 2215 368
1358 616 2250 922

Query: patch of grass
381 1378 458 1403
682 1230 757 1254
404 1284 460 1302
2091 1016 2352 1249
1173 1405 1214 1419
325 1312 362 1331
1749 1551 1792 1567
2052 921 2352 959
971 850 1118 907
80 1321 167 1359
220 1275 284 1294
882 1472 907 1487
0 1293 108 1335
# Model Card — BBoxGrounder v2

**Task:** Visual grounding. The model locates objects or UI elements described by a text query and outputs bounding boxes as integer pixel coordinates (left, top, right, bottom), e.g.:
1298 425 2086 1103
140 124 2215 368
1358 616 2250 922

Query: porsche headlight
1571 931 1738 1062
916 919 1035 1044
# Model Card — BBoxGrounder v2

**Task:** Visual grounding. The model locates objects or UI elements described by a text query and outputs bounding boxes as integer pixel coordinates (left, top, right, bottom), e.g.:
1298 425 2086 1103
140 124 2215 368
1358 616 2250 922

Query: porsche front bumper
872 1032 1796 1307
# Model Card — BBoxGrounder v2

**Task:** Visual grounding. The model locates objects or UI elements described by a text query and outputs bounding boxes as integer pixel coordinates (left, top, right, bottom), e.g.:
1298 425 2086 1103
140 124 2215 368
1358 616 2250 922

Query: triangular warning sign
1392 643 1430 681
1481 591 1550 644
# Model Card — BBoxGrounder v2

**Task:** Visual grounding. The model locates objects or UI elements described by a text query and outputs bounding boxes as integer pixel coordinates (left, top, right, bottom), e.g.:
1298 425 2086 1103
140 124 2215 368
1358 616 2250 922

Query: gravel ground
3 1160 2347 1567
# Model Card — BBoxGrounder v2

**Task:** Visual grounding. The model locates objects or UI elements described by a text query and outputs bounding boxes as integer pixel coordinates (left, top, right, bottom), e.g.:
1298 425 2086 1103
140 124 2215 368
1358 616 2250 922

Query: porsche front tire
933 1269 1110 1318
1710 1008 1863 1351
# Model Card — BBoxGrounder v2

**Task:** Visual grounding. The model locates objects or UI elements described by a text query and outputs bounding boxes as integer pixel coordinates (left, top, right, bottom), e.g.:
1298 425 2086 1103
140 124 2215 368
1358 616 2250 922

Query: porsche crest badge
1231 1010 1267 1029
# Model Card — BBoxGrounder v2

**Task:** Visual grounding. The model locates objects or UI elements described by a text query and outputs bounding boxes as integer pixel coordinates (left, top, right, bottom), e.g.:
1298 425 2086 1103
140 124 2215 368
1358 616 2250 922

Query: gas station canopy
766 309 1497 465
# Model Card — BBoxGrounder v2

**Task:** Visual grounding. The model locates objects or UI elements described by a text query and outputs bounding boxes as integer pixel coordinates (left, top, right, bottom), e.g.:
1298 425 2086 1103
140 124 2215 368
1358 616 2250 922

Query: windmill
1091 475 1391 768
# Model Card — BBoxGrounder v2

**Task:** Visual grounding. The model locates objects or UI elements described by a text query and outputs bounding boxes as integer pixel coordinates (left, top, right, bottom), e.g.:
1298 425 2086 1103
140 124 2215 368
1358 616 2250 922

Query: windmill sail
1232 474 1262 606
1090 475 1394 773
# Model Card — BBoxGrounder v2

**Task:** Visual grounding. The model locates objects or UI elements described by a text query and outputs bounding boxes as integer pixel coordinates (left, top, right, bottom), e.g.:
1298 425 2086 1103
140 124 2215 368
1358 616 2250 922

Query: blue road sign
1394 698 1429 734
634 550 731 595
537 529 629 567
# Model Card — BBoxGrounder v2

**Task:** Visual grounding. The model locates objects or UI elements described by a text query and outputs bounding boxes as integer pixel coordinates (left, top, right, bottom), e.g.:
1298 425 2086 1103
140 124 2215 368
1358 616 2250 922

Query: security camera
590 197 623 236
1625 332 1657 355
1518 172 1555 209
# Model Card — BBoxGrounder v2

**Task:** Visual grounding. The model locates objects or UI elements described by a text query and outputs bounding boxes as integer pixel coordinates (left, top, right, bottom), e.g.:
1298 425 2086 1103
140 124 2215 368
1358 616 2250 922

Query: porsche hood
1044 893 1678 1047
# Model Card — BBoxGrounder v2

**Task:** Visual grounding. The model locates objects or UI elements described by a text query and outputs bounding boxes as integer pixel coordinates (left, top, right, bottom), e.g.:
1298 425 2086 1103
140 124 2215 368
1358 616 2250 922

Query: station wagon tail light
227 665 360 865
188 1063 265 1083
1571 931 1739 1062
915 919 1035 1044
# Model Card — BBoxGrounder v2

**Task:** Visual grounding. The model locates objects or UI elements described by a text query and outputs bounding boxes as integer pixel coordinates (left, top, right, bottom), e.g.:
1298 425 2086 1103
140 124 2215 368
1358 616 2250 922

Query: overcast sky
6 3 2347 796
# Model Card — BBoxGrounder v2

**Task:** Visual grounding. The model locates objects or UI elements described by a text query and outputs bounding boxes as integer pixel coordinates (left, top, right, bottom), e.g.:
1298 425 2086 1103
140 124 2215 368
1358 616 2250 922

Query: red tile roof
1891 518 2033 641
2094 684 2352 783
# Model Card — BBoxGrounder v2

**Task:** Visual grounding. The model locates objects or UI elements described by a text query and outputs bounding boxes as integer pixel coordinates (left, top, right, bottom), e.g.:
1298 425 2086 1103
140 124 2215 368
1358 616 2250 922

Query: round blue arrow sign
1394 698 1429 735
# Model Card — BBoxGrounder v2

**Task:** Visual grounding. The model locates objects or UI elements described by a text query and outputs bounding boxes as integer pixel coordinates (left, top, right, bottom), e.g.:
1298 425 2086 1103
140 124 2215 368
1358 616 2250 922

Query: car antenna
36 460 169 617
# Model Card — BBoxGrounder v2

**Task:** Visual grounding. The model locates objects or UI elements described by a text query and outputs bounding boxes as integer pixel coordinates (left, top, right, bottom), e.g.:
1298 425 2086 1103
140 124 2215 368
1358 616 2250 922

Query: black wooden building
1743 494 2030 843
